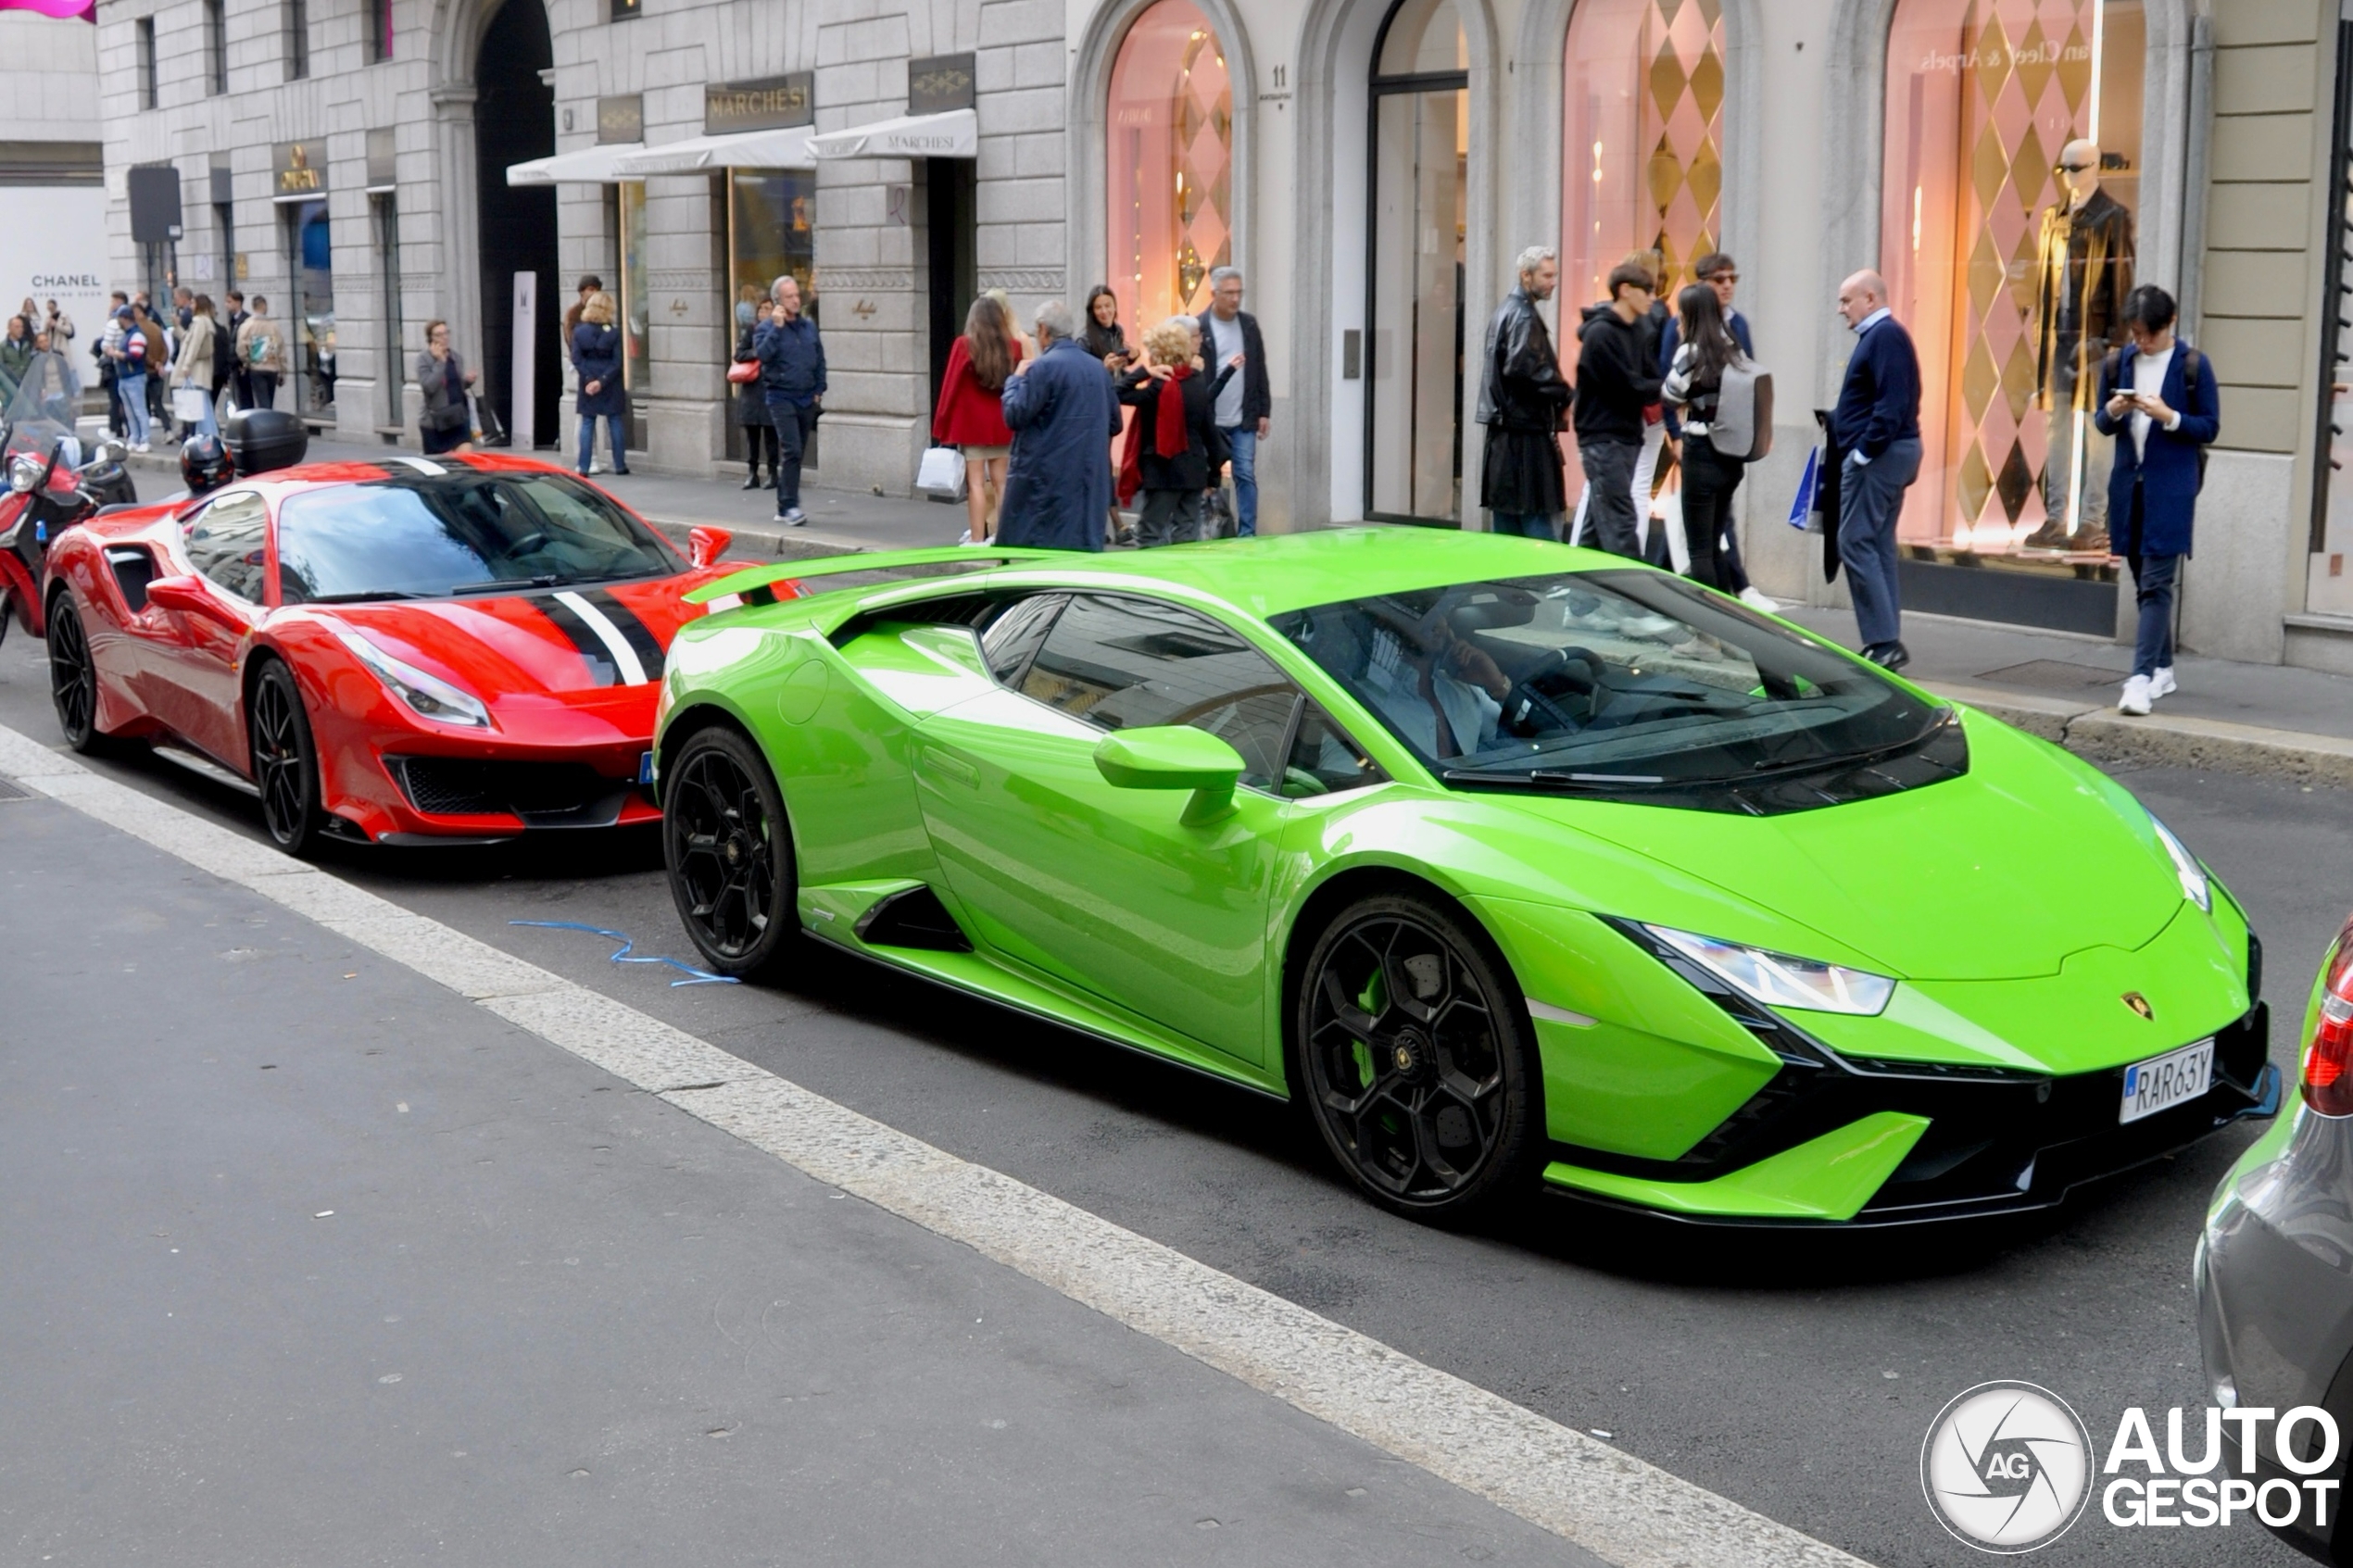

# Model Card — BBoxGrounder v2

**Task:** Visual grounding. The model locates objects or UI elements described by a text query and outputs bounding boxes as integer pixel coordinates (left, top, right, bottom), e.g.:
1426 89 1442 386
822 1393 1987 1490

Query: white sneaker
2119 674 2153 716
2150 666 2177 700
1738 586 1779 614
1617 611 1683 641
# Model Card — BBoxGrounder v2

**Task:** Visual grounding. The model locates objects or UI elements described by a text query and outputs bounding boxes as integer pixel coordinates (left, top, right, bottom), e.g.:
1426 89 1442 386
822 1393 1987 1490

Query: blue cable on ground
509 921 742 985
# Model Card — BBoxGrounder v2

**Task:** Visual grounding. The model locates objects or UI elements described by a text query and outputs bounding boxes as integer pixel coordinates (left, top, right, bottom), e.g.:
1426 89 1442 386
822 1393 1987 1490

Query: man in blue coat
755 274 824 526
2093 284 2220 716
998 299 1122 551
1831 270 1923 671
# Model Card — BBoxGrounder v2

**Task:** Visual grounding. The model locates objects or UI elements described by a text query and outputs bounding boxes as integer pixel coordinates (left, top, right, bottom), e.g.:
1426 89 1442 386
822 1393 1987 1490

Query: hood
1495 719 2187 982
321 569 737 703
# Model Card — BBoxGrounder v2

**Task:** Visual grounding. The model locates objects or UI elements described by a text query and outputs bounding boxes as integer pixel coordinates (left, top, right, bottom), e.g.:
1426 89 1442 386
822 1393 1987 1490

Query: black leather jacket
1476 288 1571 433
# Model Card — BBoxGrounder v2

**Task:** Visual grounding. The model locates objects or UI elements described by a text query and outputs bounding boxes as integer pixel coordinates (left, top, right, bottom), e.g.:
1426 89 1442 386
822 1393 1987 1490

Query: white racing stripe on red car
552 589 650 686
0 719 1873 1568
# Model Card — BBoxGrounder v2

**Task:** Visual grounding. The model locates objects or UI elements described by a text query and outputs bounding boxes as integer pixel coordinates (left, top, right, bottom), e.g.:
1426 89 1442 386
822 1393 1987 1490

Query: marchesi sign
705 73 813 134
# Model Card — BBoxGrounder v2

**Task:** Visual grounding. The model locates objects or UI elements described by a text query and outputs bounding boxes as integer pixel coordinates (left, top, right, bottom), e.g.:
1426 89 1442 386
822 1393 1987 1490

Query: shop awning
806 108 976 161
504 143 645 187
610 124 815 176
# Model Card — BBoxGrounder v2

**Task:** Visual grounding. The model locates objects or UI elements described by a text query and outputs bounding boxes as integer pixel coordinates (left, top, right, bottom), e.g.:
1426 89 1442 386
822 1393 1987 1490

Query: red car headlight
333 628 496 730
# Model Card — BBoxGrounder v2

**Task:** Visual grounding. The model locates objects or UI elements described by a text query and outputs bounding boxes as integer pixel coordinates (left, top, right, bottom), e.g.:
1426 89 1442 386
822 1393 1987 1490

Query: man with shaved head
1831 270 1922 669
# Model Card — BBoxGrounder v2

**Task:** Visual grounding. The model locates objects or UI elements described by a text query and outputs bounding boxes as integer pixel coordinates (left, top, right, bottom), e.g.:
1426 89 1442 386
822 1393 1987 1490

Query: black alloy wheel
248 660 324 856
663 725 797 981
46 595 103 753
1295 892 1541 1223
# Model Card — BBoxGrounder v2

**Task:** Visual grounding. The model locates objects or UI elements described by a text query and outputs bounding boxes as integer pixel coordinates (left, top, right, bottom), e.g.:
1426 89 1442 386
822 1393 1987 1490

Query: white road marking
552 590 649 685
0 721 1870 1568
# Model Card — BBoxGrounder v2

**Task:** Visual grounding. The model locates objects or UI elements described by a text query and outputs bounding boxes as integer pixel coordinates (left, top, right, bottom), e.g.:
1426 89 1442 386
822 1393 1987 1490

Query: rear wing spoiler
686 546 1060 608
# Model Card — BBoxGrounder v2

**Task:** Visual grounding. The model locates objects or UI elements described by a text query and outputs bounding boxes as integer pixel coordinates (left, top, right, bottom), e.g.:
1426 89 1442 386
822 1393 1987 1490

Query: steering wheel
1499 646 1601 736
506 530 549 558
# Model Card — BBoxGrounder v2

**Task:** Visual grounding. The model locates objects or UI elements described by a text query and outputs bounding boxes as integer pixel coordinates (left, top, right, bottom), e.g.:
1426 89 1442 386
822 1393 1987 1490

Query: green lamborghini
652 530 2276 1226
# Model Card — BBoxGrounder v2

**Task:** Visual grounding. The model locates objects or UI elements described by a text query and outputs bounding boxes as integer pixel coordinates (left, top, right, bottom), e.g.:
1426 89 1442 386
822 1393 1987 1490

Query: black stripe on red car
582 589 667 681
536 595 621 686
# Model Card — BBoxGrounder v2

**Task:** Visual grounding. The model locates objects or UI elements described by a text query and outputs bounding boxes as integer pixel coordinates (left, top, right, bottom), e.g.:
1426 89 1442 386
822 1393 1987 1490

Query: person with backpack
2095 284 2220 717
1659 253 1775 611
236 297 285 410
1662 282 1753 595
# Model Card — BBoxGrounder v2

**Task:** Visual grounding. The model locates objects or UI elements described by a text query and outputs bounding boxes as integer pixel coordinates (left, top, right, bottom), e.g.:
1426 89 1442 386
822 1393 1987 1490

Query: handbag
915 444 967 502
726 359 760 385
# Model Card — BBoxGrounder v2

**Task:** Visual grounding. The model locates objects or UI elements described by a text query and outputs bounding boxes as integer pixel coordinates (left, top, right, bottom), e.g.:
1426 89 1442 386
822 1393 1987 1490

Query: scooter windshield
3 350 81 462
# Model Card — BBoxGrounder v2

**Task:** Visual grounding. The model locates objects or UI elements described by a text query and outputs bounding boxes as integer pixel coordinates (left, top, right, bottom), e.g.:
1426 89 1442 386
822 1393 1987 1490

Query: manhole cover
1975 659 2125 692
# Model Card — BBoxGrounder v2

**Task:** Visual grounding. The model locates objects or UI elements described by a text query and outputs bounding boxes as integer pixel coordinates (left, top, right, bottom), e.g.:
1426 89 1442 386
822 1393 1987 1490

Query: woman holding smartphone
1081 285 1136 544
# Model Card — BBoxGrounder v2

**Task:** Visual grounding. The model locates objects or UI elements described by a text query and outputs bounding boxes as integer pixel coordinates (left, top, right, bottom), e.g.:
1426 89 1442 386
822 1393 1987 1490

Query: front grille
388 757 632 827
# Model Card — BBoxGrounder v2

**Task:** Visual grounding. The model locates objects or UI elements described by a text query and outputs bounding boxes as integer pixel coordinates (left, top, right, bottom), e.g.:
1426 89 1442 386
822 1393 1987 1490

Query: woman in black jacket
1081 285 1135 544
570 291 628 477
1115 317 1236 547
733 299 776 489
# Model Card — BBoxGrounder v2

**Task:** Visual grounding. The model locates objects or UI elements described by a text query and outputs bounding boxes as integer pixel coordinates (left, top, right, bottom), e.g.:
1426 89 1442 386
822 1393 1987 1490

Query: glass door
724 169 815 463
616 181 650 452
1365 0 1467 526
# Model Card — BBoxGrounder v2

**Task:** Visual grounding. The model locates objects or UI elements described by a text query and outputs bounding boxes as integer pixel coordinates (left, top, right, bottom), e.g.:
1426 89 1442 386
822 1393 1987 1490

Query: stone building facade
82 0 2353 671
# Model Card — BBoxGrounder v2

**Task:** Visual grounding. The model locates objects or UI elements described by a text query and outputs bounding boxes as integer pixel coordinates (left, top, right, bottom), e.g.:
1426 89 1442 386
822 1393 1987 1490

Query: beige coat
170 313 217 389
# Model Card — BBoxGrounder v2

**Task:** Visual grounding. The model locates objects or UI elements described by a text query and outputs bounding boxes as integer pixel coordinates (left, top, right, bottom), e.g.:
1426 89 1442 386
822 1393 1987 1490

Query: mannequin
2029 137 2134 549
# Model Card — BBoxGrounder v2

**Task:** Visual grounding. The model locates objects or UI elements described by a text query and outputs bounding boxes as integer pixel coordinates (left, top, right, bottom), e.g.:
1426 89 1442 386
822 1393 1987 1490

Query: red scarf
1116 363 1194 507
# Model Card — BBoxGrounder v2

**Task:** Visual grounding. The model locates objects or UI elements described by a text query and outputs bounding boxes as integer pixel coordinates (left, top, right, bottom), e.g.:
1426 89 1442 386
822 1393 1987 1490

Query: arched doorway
1365 0 1468 525
471 0 558 446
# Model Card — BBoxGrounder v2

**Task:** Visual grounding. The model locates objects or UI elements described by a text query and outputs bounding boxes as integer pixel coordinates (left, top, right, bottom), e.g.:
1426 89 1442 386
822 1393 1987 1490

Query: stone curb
1928 681 2353 788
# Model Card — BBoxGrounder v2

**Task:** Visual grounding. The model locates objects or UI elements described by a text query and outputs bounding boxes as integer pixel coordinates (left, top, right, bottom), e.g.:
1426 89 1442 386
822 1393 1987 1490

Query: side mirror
145 573 238 629
688 526 734 569
1092 725 1246 826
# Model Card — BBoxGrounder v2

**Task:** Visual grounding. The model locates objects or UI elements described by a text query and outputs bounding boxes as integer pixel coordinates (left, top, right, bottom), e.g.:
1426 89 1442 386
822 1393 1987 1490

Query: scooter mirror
7 454 42 494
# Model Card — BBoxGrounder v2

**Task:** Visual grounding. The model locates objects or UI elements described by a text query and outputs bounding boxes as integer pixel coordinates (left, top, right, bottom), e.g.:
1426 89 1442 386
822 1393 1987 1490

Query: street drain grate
0 774 30 802
1975 659 2127 692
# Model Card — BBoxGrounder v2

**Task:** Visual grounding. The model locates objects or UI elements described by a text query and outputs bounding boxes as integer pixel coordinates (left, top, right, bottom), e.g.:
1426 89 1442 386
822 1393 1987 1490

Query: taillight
2304 916 2353 1116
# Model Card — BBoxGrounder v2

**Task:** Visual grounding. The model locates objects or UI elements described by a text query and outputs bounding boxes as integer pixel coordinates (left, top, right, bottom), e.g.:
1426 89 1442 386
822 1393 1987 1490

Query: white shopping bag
916 445 967 502
170 385 209 422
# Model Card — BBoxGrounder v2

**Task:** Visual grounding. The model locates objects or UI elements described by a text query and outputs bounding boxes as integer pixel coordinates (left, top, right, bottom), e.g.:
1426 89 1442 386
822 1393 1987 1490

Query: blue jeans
119 372 149 445
2129 551 2180 679
1490 511 1558 539
576 413 625 472
1838 436 1922 647
184 386 218 439
1217 423 1257 536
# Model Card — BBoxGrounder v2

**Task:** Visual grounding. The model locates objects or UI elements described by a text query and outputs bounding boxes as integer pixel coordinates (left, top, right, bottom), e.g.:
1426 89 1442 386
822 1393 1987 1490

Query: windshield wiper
447 573 562 595
304 589 426 603
1442 768 1669 792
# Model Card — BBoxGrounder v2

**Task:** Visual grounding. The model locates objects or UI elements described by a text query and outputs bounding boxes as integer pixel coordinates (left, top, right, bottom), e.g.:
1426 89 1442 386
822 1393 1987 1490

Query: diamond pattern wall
1564 0 1727 304
1107 0 1232 331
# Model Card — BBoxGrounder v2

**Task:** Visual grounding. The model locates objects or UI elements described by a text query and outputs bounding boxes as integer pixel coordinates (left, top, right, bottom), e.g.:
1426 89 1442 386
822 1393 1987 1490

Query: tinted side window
1020 593 1302 789
182 491 269 602
979 593 1066 684
1283 703 1387 797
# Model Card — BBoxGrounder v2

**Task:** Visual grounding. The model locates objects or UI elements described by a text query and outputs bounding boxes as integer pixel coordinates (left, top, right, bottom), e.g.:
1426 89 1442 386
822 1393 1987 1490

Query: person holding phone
2095 283 2220 718
1081 285 1137 543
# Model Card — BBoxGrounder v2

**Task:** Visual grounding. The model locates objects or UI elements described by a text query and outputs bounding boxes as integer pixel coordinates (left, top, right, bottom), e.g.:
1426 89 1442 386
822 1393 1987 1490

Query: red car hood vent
330 584 696 699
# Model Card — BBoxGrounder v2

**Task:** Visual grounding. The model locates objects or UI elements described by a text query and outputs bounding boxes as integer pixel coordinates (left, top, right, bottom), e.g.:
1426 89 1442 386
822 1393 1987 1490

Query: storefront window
1106 0 1231 331
617 180 650 449
286 198 333 413
1563 0 1727 307
1366 0 1467 525
724 170 815 462
1884 0 2145 571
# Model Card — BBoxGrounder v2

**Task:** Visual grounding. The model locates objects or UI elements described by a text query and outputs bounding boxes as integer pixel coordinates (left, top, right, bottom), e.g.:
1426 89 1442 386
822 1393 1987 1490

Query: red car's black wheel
663 725 797 981
1295 892 1541 1223
248 661 324 857
46 596 103 753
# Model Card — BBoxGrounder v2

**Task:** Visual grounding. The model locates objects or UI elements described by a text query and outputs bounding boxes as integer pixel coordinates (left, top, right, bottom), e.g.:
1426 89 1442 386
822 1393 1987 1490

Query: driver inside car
1361 611 1512 761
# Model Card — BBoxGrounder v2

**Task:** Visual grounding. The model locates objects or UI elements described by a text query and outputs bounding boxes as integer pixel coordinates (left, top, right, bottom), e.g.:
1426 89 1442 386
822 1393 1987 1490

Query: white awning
806 107 976 161
504 143 645 187
610 124 815 176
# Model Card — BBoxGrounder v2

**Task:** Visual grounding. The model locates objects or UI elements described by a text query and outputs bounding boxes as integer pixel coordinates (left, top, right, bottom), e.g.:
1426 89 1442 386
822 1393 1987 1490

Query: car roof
220 451 574 501
957 529 1637 619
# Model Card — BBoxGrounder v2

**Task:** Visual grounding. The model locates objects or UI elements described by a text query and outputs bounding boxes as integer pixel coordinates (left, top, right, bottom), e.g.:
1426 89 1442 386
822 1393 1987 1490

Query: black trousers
1678 434 1746 593
770 401 818 510
743 419 778 477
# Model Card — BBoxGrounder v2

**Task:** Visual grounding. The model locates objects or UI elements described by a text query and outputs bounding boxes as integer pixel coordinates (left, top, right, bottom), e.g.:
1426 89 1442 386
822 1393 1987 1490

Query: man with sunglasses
2031 137 2135 550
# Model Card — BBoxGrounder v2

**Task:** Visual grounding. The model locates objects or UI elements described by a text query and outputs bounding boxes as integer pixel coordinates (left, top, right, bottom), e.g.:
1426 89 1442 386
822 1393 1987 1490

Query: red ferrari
40 452 778 854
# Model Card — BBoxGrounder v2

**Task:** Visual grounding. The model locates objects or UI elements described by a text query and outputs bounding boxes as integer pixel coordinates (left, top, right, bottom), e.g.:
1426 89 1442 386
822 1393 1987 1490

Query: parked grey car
2198 914 2353 1564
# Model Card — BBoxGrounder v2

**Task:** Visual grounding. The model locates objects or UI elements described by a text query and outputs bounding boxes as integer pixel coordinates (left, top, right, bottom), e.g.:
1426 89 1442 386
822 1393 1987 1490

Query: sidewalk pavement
0 782 1596 1566
117 434 2353 786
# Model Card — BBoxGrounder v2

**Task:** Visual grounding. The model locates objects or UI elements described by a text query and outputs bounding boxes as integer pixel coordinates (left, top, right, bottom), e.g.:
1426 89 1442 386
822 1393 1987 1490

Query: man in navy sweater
1831 270 1923 670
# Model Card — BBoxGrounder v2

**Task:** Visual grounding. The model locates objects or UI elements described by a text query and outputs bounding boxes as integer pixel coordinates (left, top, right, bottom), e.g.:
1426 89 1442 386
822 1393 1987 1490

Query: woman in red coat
932 295 1023 546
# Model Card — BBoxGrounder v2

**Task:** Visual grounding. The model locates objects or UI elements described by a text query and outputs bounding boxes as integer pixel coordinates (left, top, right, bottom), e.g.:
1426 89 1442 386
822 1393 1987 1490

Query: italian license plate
2120 1038 2215 1124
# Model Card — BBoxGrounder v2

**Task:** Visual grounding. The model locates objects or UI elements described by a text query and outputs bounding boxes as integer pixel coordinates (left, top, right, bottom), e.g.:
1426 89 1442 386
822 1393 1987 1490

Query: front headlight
334 629 495 729
1643 924 1896 1016
2149 815 2211 913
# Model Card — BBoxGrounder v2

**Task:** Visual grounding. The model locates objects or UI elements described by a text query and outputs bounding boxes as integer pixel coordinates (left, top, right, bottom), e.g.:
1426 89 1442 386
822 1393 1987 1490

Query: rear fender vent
852 885 972 952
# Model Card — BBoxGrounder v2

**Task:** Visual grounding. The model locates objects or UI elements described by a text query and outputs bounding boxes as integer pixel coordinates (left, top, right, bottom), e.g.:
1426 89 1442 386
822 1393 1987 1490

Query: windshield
1270 570 1962 812
275 470 682 603
4 349 81 458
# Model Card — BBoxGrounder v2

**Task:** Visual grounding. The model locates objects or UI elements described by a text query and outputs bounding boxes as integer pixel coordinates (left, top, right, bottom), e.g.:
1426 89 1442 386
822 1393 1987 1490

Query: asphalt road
0 634 2332 1568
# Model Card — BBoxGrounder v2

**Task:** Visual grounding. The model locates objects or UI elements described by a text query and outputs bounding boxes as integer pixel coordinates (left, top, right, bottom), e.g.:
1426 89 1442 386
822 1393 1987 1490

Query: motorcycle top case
223 408 308 477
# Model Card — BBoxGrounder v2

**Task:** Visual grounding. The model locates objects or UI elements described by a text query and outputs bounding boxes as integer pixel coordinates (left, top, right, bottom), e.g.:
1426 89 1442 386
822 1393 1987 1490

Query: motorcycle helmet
180 433 233 496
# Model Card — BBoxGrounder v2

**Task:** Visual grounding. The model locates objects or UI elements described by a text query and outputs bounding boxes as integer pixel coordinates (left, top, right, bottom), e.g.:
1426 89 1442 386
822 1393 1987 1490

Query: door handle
925 748 977 788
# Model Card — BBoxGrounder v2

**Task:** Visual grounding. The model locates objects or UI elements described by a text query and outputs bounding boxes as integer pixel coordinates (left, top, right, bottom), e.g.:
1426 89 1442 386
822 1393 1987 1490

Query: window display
1883 0 2145 568
1563 0 1728 307
1106 0 1232 329
726 170 815 461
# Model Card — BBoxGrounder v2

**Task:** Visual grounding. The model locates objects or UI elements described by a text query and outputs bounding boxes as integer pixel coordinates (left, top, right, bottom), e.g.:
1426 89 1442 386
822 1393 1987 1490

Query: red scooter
0 355 136 645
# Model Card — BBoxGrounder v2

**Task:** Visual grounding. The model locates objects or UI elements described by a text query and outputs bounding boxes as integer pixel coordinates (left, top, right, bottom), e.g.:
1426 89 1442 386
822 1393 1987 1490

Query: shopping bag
170 385 208 422
916 445 967 502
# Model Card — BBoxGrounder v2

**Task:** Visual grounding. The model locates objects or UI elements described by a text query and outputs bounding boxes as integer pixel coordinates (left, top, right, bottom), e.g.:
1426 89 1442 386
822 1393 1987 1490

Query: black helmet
181 433 232 495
